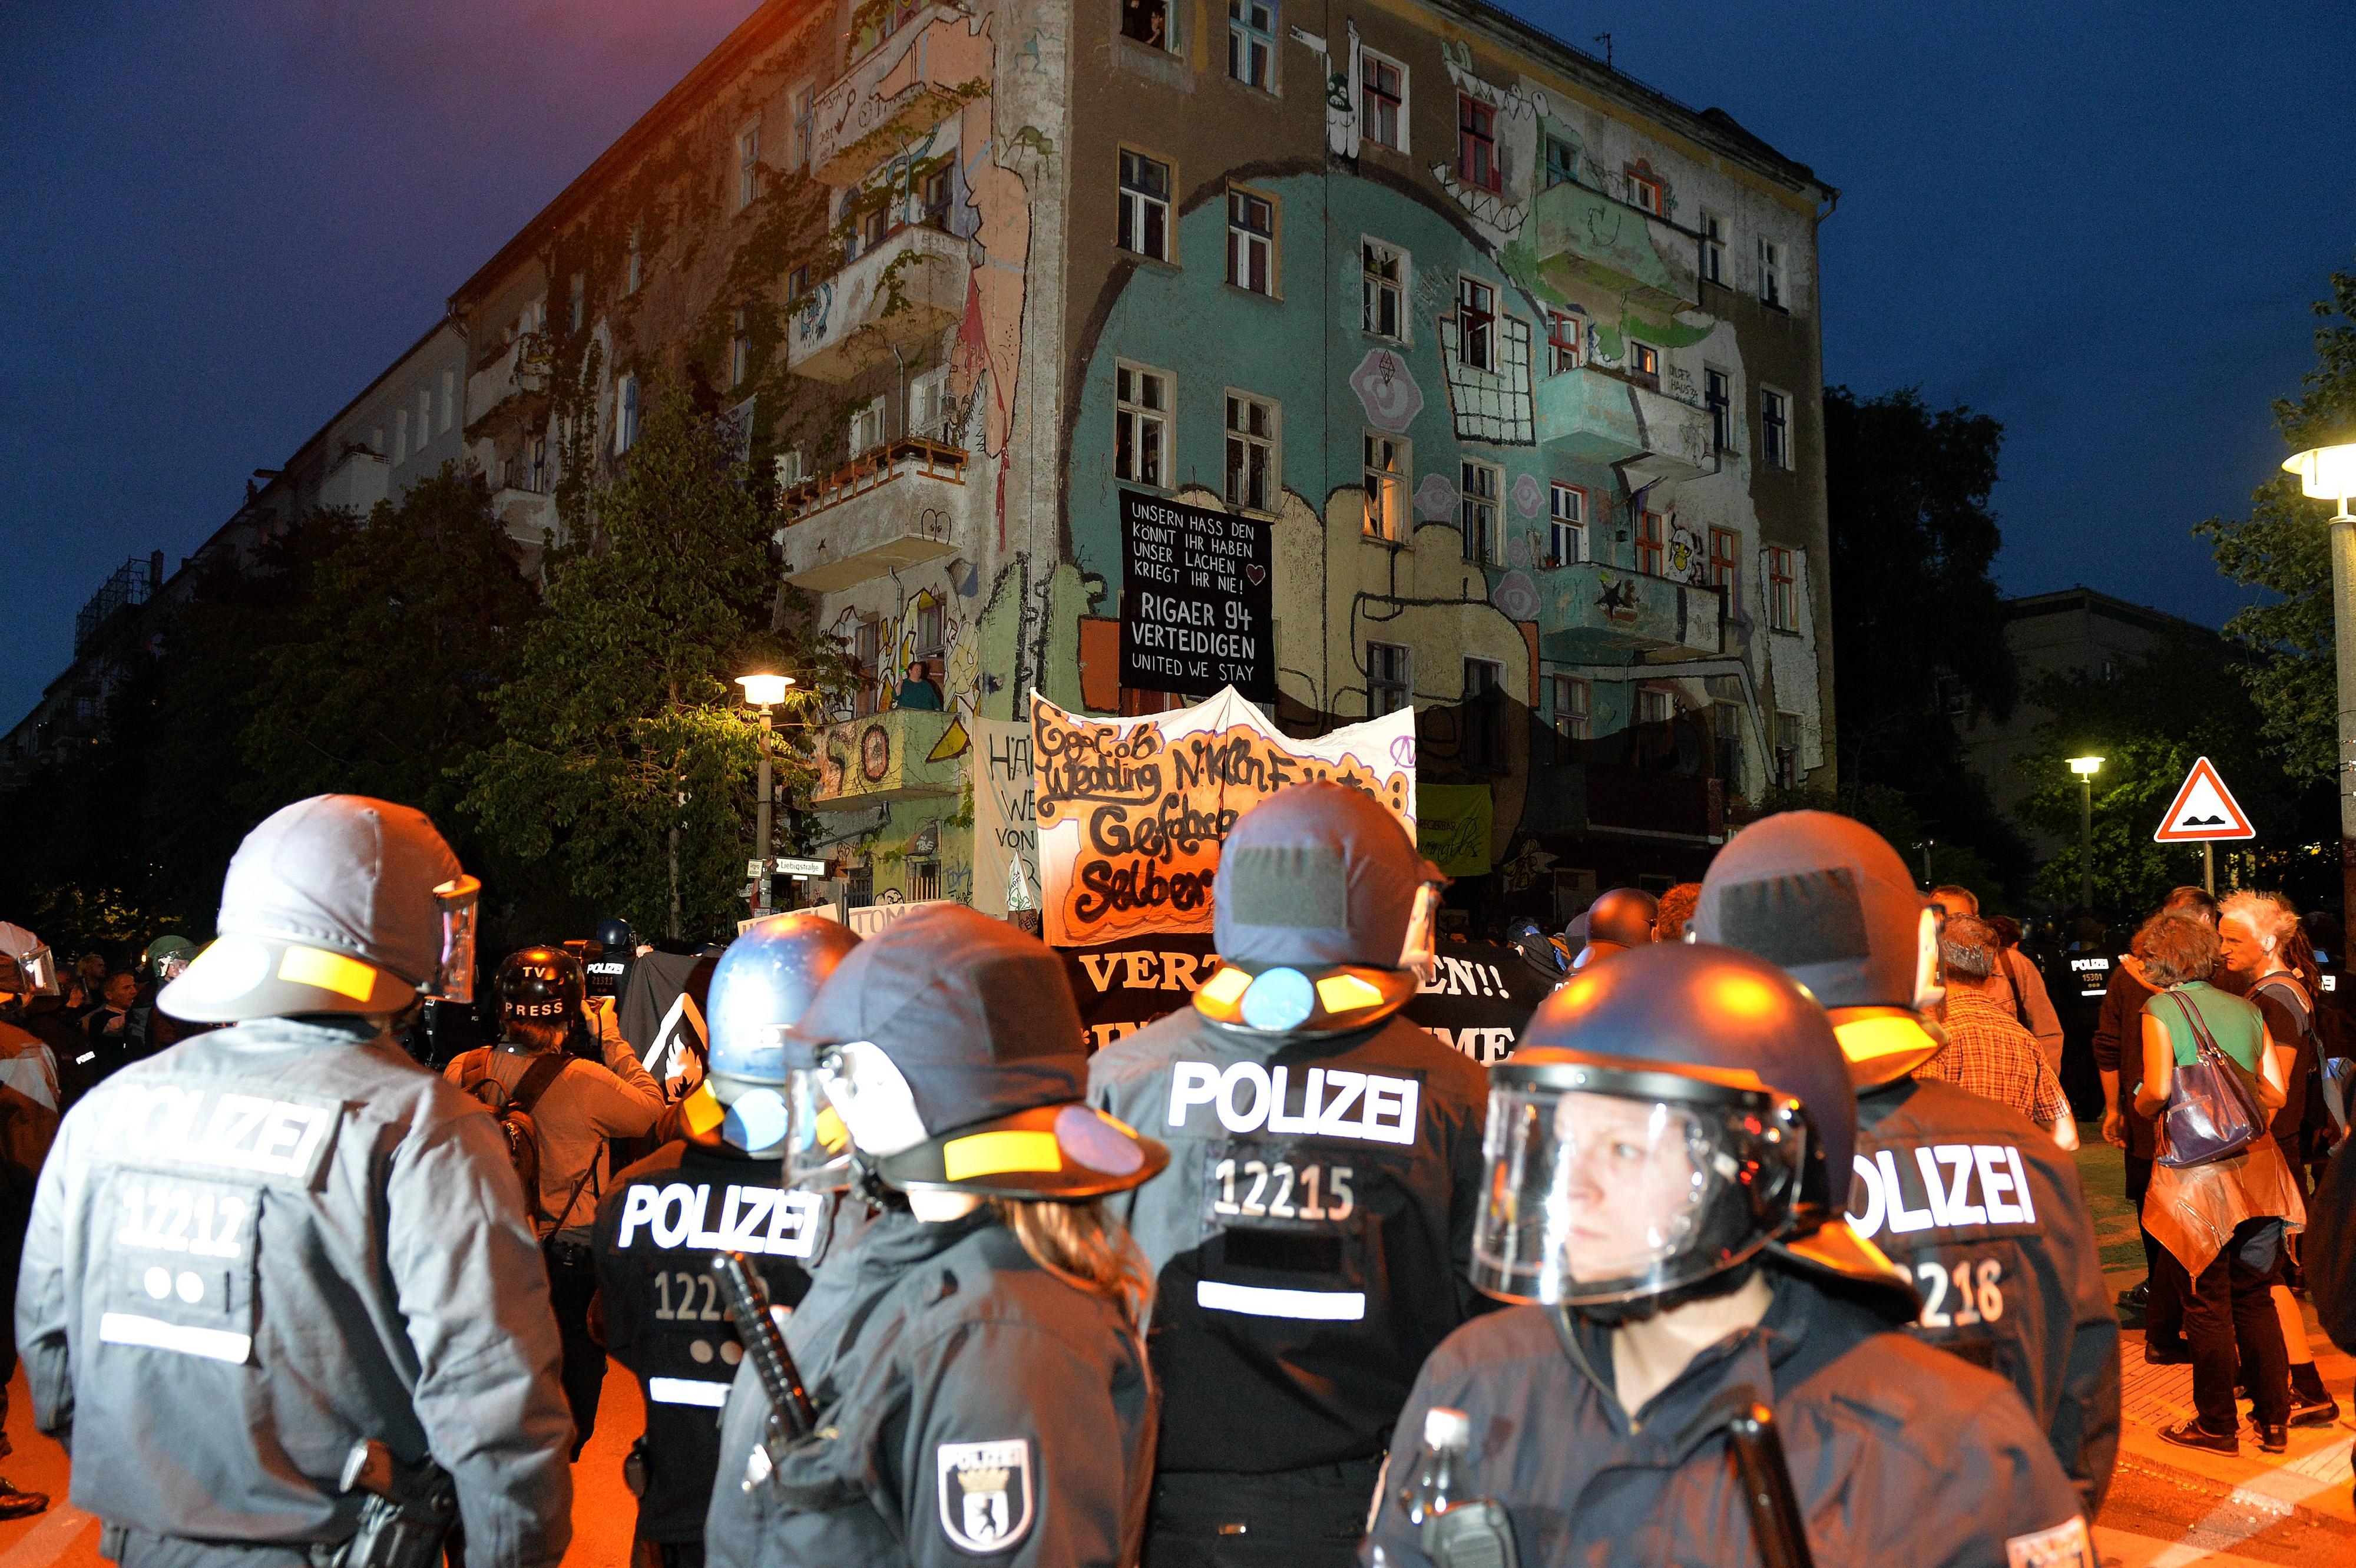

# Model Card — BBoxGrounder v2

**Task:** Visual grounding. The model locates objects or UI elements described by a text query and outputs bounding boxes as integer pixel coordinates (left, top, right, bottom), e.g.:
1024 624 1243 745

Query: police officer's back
1692 809 2120 1514
1364 944 2096 1568
1088 785 1487 1565
15 795 574 1568
593 914 859 1567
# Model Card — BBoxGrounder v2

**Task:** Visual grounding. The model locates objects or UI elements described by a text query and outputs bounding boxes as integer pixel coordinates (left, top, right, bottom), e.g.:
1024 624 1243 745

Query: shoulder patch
937 1438 1033 1554
2005 1516 2092 1568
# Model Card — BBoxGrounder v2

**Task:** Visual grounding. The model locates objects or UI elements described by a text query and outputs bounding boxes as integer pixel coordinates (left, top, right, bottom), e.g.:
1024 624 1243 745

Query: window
729 307 750 390
440 370 455 432
911 368 951 438
1626 167 1664 216
1368 642 1411 716
1117 150 1172 261
417 389 432 449
1121 0 1172 49
1547 310 1584 374
1227 187 1275 294
1361 51 1404 151
921 166 952 230
1457 276 1495 372
627 224 643 294
1707 527 1739 598
1761 387 1791 469
1225 393 1277 514
737 124 762 211
792 85 815 169
915 594 945 657
616 374 640 453
1774 711 1803 789
1637 508 1664 575
1768 547 1798 631
1227 0 1273 90
1548 483 1587 565
1457 95 1500 192
909 860 941 902
1700 212 1725 285
1460 460 1499 564
1628 339 1660 389
1758 237 1783 307
850 395 888 455
846 862 874 907
775 449 804 487
529 436 549 493
1116 362 1170 487
569 272 585 332
1544 135 1576 188
1713 702 1743 792
1550 674 1590 740
861 200 891 255
1364 432 1407 541
787 264 810 303
1362 240 1405 339
1464 658 1505 767
1639 687 1673 725
1705 368 1732 451
852 618 882 716
393 409 408 465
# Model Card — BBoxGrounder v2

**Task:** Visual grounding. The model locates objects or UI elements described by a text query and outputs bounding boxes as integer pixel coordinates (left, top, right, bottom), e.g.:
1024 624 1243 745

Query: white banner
972 717 1040 918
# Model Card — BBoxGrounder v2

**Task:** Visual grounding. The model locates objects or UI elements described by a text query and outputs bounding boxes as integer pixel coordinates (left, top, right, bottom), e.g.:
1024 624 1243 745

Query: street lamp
2067 756 2103 915
736 672 795 913
2284 440 2356 930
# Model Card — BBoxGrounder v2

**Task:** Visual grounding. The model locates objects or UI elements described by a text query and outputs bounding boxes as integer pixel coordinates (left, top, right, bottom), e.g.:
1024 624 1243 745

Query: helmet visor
431 876 481 1004
1471 1078 1806 1306
781 1066 855 1192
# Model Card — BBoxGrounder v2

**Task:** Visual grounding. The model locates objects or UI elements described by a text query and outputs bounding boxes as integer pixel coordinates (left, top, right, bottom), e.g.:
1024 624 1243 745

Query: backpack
460 1051 568 1221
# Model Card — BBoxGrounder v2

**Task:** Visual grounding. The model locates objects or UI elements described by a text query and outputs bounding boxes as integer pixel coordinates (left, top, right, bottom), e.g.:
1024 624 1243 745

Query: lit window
1364 432 1408 541
1637 509 1664 575
737 124 761 211
1758 237 1783 307
1550 675 1590 741
1227 188 1275 294
1457 95 1500 192
1544 135 1576 188
1626 167 1663 216
1368 642 1411 715
1548 310 1584 374
1361 52 1405 151
1362 240 1405 339
1118 151 1172 262
1460 460 1499 564
1629 340 1660 389
1121 0 1173 49
1227 0 1273 90
1116 362 1170 487
1706 368 1732 452
1708 528 1739 597
1700 212 1725 285
1761 388 1791 469
730 306 750 390
1548 483 1586 565
1225 392 1278 514
1768 547 1798 631
1457 276 1495 372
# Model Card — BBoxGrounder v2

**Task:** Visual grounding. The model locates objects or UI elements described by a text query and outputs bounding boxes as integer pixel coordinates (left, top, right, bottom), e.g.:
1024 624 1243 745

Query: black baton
710 1251 818 1444
1725 1402 1815 1568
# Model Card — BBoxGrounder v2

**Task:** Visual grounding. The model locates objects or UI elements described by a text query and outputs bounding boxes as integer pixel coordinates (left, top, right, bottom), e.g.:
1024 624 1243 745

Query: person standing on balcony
895 657 944 711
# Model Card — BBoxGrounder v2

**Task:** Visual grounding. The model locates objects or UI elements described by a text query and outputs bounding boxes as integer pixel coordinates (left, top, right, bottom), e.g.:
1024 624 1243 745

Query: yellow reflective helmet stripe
942 1129 1063 1182
277 945 381 1002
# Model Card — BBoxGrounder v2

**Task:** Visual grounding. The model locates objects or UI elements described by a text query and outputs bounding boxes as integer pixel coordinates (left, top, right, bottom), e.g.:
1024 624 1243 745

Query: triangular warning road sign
2153 756 2255 843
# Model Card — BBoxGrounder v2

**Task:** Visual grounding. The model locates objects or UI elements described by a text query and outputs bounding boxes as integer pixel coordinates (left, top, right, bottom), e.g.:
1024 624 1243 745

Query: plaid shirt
1925 985 2075 1127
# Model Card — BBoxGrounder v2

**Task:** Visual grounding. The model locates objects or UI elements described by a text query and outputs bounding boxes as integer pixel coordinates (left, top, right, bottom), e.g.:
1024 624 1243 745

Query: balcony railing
809 4 973 186
1538 570 1724 663
787 223 968 383
1526 179 1697 313
780 436 967 523
1537 368 1716 484
810 706 965 809
777 438 970 593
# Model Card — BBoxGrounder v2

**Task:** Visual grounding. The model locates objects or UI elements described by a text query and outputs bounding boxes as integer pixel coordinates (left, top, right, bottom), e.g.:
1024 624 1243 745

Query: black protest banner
1119 489 1274 700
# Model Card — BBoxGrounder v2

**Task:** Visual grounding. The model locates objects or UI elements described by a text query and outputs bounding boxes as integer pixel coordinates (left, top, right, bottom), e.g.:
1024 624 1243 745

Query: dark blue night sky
4 1 2352 725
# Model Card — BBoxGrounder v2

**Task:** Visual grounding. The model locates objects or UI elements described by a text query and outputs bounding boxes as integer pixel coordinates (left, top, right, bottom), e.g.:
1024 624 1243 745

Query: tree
1824 385 2028 890
2197 264 2356 782
461 381 835 941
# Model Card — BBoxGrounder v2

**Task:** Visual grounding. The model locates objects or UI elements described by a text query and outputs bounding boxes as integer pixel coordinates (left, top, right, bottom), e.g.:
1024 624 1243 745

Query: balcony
809 4 974 186
810 706 965 809
787 224 968 384
777 437 969 593
1526 180 1696 313
489 486 555 546
1537 369 1716 485
1538 569 1723 663
466 333 551 421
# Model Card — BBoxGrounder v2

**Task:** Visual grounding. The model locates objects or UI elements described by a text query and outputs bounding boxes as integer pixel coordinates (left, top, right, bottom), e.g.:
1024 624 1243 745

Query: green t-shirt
2145 980 2267 1075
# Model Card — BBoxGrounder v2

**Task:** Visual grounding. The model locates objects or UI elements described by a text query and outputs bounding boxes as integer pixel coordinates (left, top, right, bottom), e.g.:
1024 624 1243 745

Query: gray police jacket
704 1206 1154 1568
1363 1269 2094 1568
1847 1074 2120 1513
1088 1007 1489 1473
15 1017 575 1568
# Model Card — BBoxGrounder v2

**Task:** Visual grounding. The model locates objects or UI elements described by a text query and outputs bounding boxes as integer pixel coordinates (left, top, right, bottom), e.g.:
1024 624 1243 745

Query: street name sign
2153 756 2254 842
773 857 829 878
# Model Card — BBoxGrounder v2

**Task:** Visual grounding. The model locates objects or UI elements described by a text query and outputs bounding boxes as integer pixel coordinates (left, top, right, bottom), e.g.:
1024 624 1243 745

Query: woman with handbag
2132 911 2303 1455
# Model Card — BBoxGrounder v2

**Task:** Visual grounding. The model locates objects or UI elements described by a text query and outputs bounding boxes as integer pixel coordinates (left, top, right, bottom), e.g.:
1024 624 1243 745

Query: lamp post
2284 441 2356 931
736 672 794 912
2067 756 2103 915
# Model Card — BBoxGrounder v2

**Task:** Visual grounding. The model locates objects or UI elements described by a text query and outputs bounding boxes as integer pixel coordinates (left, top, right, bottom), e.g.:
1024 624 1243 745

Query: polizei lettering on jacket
613 1182 822 1258
1845 1143 2039 1240
93 1079 341 1188
1166 1061 1419 1144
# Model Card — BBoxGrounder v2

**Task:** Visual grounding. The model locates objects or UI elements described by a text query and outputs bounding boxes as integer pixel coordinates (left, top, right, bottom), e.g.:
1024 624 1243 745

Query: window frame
849 394 889 456
1768 546 1799 633
1707 527 1739 598
736 123 762 212
1227 0 1275 91
1628 338 1660 389
1460 459 1501 565
1114 359 1173 489
791 82 816 169
1548 482 1587 565
1364 431 1409 542
1544 135 1577 188
616 373 640 454
1550 674 1591 740
1457 94 1501 192
627 224 644 294
1464 657 1507 768
1120 0 1177 53
1761 386 1792 470
1638 686 1675 726
1547 309 1584 375
1699 211 1725 285
1626 167 1664 216
729 306 751 391
1457 274 1497 373
1226 184 1278 296
1368 641 1412 716
1224 390 1279 517
1636 508 1665 577
1360 49 1407 152
1758 236 1784 309
1774 710 1804 789
1117 147 1175 263
1705 366 1733 452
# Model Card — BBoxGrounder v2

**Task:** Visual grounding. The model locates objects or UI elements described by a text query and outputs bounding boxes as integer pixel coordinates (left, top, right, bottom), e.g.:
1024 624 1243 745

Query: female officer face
1550 1093 1708 1286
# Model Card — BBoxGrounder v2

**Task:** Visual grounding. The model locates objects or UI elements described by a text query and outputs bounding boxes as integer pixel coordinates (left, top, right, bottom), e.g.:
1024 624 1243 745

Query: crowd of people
0 790 2351 1568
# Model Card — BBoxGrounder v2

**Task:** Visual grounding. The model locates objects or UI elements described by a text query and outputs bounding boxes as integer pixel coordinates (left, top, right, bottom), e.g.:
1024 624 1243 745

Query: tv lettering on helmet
1166 1060 1421 1145
611 1180 823 1259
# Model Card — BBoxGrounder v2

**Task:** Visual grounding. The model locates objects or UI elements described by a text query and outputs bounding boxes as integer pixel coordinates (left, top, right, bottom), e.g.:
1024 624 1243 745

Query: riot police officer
1088 783 1488 1567
15 795 575 1568
1363 942 2094 1568
1571 885 1656 970
593 912 860 1568
124 935 198 1064
1692 809 2120 1513
705 905 1164 1568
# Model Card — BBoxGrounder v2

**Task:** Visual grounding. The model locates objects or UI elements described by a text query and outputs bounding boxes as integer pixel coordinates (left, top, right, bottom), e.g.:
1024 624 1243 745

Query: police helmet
497 947 585 1029
160 796 480 1023
699 912 861 1164
1573 887 1658 970
1192 783 1443 1038
1690 811 1944 1086
143 935 197 984
1473 942 1910 1314
783 905 1166 1199
595 917 639 954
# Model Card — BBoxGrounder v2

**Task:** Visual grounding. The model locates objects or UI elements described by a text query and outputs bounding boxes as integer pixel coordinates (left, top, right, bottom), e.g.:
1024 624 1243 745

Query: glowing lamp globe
2067 756 2103 777
736 672 793 708
2284 444 2356 511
